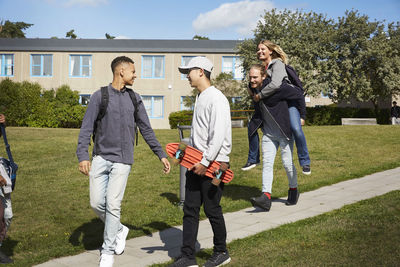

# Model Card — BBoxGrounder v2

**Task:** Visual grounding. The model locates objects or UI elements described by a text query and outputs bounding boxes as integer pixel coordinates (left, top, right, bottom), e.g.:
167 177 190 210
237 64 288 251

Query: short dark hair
204 69 211 80
111 56 134 73
394 101 397 105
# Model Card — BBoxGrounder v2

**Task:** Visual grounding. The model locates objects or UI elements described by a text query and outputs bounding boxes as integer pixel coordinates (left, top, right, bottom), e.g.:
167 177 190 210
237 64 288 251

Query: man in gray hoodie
76 56 170 267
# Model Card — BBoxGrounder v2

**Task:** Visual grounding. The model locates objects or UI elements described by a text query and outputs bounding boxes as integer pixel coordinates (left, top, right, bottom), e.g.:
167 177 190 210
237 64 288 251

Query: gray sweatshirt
76 84 166 165
258 58 289 99
190 86 232 166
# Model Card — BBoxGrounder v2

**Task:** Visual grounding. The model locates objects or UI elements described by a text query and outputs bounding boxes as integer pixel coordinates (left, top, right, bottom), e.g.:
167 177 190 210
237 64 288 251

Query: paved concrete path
35 167 400 267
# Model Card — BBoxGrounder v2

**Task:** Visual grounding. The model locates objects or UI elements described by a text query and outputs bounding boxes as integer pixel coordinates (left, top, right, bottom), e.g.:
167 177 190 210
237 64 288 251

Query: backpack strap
92 86 109 143
126 88 139 146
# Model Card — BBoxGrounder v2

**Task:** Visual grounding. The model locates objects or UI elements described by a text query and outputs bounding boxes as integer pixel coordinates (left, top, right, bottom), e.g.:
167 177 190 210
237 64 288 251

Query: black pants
181 170 227 259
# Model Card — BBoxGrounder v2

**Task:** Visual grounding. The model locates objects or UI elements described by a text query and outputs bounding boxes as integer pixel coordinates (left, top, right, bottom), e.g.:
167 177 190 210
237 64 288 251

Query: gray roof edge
0 38 243 53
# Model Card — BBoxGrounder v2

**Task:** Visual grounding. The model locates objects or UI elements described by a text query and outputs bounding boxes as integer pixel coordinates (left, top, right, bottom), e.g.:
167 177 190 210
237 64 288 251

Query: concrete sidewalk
35 167 400 267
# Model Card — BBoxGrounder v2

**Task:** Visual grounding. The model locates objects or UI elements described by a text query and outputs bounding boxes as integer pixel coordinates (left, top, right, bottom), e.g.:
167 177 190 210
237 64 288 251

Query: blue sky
1 0 399 40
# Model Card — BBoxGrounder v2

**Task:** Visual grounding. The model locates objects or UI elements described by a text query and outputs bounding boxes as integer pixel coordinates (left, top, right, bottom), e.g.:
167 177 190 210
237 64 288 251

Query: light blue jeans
261 134 297 194
89 155 131 255
289 106 311 167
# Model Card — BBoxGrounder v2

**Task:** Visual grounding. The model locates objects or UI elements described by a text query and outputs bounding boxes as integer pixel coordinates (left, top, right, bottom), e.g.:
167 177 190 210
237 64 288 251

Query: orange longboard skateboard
166 143 234 184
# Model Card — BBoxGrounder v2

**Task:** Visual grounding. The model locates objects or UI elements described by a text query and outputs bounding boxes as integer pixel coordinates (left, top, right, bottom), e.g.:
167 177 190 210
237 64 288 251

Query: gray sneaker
203 251 231 267
169 255 198 267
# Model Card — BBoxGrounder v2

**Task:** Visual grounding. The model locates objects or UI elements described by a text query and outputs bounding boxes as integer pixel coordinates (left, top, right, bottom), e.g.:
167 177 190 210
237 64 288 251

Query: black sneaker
286 189 300 206
169 255 198 267
250 193 271 211
302 165 311 175
0 249 13 264
241 162 257 171
203 251 231 267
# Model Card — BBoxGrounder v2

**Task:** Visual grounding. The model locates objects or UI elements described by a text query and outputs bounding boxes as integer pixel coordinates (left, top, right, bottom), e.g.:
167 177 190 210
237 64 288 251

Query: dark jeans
247 125 260 164
181 171 227 259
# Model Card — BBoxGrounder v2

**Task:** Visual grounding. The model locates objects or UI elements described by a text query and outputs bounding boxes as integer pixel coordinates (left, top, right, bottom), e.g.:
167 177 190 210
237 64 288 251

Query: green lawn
155 190 400 267
2 125 400 266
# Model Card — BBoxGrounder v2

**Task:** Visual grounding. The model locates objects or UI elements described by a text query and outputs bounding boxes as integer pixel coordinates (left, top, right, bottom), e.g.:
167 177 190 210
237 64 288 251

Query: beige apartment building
0 38 331 129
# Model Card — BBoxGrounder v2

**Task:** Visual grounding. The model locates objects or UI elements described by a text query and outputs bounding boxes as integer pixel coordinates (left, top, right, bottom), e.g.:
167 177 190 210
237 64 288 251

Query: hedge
168 107 391 129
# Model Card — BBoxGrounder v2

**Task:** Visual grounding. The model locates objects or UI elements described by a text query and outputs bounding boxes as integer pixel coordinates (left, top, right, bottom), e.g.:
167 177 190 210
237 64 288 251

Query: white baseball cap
178 56 213 74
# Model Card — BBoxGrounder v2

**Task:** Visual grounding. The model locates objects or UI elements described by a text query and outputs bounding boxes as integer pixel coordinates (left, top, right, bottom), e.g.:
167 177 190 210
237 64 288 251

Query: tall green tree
326 11 400 111
237 9 334 97
0 20 33 38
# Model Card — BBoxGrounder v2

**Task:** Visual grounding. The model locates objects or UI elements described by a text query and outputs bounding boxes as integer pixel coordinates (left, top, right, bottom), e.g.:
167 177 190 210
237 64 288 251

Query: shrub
0 79 86 128
168 110 193 129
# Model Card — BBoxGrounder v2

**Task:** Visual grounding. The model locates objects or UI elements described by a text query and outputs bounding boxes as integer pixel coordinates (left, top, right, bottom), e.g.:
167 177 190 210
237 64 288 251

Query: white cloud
193 0 275 37
64 0 108 7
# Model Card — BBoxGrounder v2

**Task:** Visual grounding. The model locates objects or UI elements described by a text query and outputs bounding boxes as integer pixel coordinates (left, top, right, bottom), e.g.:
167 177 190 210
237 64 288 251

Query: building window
222 56 243 80
180 96 194 111
141 56 164 79
70 55 92 77
31 54 52 77
181 56 196 79
0 54 14 77
142 96 164 118
79 94 91 106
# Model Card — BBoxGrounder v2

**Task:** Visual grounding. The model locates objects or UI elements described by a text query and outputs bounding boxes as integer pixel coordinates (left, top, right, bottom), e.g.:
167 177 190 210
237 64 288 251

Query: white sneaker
99 253 114 267
115 225 129 255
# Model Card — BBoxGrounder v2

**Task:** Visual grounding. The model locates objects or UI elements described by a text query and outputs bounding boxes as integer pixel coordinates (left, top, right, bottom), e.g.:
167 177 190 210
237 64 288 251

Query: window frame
222 56 243 80
141 55 165 79
30 54 53 77
69 54 92 78
0 54 14 77
141 95 164 119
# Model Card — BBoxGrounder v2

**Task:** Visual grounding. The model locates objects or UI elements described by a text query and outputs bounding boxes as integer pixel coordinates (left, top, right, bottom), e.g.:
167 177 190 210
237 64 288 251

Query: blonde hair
259 40 288 64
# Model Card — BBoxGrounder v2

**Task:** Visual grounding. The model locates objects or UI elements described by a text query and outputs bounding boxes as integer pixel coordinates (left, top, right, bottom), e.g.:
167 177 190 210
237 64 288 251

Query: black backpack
93 86 139 145
285 65 305 94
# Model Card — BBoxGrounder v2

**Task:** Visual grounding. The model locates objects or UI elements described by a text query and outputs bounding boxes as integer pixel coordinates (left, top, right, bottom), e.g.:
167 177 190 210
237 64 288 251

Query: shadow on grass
69 218 153 250
160 192 180 205
2 238 18 257
223 183 261 201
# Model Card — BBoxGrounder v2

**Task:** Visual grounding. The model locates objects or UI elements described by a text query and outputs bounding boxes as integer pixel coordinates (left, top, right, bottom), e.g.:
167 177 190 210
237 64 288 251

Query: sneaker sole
302 171 311 175
216 257 231 266
250 198 270 211
241 164 257 171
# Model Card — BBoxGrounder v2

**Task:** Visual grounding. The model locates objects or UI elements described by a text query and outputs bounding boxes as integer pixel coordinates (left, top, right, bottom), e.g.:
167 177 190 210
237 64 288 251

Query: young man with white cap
170 57 232 267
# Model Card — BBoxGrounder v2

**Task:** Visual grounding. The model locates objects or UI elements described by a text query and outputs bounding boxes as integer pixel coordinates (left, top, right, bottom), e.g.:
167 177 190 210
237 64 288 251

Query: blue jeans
247 126 260 164
261 134 297 193
89 155 131 255
289 106 310 167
